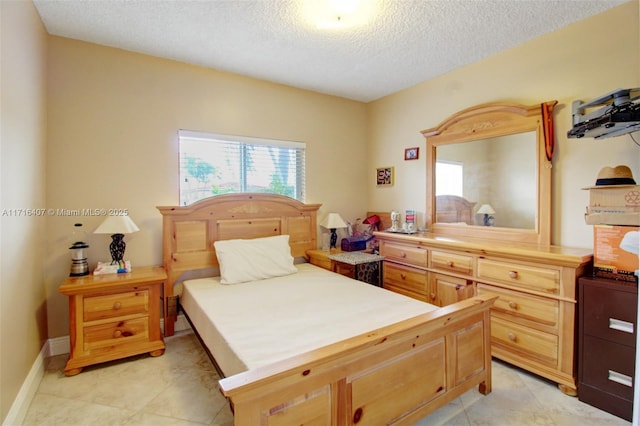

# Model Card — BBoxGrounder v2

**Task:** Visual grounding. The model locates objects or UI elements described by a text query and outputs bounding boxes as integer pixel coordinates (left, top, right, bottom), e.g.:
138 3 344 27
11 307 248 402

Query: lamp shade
320 213 347 229
477 204 496 215
94 215 140 235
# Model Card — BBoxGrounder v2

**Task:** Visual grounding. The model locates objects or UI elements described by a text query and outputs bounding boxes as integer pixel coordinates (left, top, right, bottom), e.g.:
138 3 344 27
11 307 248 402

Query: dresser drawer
581 281 637 347
492 317 558 366
581 335 635 400
84 290 149 322
379 241 427 268
83 317 149 351
477 259 560 294
383 262 429 302
430 250 474 276
477 284 559 328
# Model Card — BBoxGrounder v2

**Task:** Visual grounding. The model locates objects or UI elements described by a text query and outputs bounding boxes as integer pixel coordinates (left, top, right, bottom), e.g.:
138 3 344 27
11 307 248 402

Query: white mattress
180 263 438 377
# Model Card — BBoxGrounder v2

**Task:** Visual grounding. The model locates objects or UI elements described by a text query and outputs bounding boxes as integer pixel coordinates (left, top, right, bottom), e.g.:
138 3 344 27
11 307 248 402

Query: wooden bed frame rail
220 294 495 425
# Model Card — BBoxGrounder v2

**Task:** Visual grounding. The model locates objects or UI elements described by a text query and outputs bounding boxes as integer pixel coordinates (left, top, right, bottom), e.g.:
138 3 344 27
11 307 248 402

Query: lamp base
330 229 338 249
109 233 126 264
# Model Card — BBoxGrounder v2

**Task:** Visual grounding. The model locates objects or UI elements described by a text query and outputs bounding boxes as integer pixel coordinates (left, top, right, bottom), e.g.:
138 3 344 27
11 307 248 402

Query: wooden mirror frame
422 101 557 245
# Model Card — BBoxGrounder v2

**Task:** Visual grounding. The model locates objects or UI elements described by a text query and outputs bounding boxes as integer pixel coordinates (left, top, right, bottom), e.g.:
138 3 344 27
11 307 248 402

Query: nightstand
59 265 166 376
306 249 384 286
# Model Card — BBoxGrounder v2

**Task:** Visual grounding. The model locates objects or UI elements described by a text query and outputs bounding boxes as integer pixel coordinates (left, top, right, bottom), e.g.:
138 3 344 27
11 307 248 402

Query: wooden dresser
578 276 637 420
375 231 592 394
59 266 166 375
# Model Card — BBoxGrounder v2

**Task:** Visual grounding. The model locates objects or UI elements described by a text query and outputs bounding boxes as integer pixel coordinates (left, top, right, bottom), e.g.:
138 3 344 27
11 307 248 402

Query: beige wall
0 0 49 421
45 38 369 338
367 1 640 248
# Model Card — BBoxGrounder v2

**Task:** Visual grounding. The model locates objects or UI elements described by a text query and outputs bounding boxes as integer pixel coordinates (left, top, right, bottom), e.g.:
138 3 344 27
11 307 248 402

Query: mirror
422 101 557 245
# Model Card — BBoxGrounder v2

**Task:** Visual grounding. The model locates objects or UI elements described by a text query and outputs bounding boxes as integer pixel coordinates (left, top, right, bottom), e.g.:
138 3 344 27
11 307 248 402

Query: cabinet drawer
383 262 429 302
581 335 635 400
477 259 560 294
491 317 558 366
430 250 474 276
334 262 355 278
433 273 474 306
379 241 427 268
581 282 637 347
310 256 332 271
477 284 558 328
84 291 149 322
83 317 149 350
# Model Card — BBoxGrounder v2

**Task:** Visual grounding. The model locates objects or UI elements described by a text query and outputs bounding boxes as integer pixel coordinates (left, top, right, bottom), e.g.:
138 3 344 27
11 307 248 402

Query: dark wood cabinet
579 276 637 421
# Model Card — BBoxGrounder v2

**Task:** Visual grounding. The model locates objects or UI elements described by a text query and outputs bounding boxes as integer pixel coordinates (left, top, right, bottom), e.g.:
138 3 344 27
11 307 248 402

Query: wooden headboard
435 195 477 225
157 193 321 335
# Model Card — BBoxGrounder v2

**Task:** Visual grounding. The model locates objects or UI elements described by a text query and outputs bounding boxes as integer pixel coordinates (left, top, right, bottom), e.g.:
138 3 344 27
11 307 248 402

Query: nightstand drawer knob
113 302 122 310
608 370 633 387
609 318 634 334
113 330 122 338
508 271 518 279
400 273 406 279
508 301 518 310
400 252 406 258
508 333 517 342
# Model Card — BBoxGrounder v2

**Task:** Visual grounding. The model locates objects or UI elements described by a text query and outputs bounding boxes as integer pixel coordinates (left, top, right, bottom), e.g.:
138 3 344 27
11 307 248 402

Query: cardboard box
587 185 640 207
585 206 640 226
593 225 639 282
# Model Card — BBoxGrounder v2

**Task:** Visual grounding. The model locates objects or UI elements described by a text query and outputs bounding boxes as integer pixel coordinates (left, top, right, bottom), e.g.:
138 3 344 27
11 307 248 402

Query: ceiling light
303 0 376 29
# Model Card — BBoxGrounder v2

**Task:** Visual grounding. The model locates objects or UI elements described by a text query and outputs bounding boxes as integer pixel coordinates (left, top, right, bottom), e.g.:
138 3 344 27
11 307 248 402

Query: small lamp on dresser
320 213 347 249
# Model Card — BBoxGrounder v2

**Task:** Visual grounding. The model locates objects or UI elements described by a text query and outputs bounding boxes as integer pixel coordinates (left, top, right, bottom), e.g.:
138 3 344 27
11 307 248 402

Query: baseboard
3 314 192 425
2 341 48 426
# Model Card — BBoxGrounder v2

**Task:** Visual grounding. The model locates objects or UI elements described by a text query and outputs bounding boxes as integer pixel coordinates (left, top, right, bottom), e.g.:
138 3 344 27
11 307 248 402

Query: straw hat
582 165 637 189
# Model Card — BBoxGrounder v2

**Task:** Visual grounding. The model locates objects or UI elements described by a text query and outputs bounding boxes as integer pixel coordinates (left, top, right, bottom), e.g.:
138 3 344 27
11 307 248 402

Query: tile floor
22 331 631 426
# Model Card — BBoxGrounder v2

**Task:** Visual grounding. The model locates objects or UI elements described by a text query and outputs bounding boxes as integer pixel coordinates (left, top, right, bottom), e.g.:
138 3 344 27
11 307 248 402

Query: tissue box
593 225 639 282
341 237 367 252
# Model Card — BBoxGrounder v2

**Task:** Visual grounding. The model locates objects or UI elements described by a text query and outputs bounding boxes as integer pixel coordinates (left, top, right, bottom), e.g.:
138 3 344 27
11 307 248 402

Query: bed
435 195 477 225
157 193 495 425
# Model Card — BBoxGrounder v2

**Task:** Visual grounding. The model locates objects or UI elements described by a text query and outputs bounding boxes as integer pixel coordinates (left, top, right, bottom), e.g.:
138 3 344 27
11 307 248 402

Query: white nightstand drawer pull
609 318 634 334
608 370 633 387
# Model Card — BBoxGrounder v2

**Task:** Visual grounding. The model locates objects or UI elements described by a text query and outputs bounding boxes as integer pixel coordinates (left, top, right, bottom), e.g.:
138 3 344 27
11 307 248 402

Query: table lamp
94 215 140 264
320 213 347 249
477 204 496 226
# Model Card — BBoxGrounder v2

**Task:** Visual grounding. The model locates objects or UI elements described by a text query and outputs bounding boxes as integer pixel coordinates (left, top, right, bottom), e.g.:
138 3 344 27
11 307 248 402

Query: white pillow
214 235 298 284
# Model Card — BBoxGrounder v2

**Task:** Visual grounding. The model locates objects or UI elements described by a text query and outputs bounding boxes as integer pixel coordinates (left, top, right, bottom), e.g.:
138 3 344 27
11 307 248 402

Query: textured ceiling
33 0 628 102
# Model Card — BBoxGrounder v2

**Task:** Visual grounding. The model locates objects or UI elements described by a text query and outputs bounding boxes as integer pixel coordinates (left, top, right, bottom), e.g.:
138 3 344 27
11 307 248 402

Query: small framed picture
404 147 419 160
376 167 394 186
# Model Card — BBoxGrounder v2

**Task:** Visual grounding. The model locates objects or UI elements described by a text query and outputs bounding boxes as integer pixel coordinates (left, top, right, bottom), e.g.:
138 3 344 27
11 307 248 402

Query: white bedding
181 263 438 377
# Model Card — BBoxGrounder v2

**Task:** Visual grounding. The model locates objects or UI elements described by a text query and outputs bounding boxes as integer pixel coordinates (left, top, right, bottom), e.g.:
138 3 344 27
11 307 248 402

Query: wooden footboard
220 294 495 425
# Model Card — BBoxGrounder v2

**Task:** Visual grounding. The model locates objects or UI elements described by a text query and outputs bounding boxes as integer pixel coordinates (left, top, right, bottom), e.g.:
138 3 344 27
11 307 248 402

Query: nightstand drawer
84 290 149 322
582 282 637 347
379 241 427 267
478 259 560 294
581 335 635 400
430 250 474 276
477 284 559 328
492 317 558 366
83 317 149 350
383 262 428 301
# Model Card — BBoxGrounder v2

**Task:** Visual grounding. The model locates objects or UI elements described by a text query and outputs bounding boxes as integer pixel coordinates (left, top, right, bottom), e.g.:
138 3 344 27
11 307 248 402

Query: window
435 161 463 196
178 130 305 206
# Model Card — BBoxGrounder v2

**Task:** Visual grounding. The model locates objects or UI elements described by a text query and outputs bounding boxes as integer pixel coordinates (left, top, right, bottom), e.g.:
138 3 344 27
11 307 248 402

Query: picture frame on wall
376 167 394 186
404 147 419 160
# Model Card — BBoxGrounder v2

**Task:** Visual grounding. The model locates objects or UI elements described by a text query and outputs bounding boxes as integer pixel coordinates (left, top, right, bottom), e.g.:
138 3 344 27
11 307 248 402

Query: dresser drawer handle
609 318 634 334
429 293 436 301
448 261 454 267
113 330 122 338
608 370 633 387
508 333 517 342
508 271 518 279
400 273 406 280
508 301 518 310
400 251 406 258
